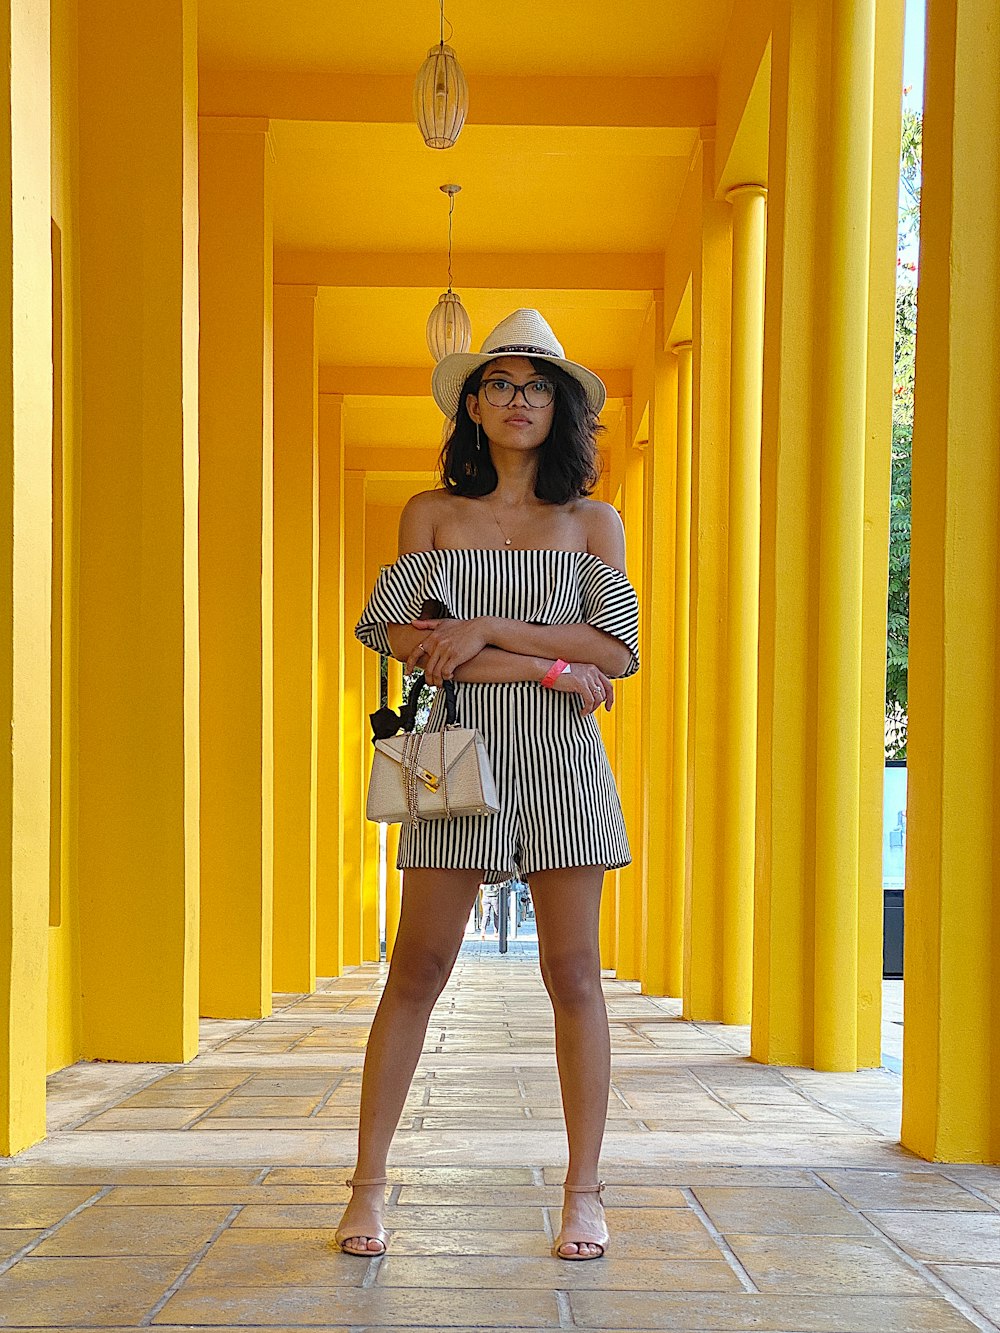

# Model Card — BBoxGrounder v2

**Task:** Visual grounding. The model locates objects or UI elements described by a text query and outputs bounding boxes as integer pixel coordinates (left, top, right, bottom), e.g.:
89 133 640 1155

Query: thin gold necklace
486 496 514 546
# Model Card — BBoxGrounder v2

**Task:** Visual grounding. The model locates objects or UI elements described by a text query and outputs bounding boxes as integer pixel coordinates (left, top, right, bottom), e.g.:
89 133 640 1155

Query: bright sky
903 0 925 110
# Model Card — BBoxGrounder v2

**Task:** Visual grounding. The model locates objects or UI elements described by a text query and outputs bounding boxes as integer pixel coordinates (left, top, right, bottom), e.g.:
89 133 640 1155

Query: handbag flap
373 728 479 779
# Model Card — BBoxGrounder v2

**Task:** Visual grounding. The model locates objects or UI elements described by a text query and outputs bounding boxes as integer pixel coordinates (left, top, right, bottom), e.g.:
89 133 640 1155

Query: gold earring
476 421 482 450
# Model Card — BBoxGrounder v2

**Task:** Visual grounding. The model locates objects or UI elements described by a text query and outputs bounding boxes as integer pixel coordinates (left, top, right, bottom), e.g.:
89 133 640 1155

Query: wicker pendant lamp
413 0 468 149
426 184 472 361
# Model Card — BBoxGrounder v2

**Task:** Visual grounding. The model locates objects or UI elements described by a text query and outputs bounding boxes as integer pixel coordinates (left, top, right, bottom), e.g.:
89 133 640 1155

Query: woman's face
465 355 556 453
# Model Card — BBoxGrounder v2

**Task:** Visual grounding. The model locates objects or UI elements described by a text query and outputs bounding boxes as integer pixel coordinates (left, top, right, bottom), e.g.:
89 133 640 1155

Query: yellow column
198 118 274 1018
341 473 366 966
75 0 199 1063
684 134 733 1021
754 0 890 1070
721 184 767 1024
317 393 345 978
640 320 680 996
363 505 400 962
273 285 319 994
615 442 645 981
0 0 52 1155
384 660 403 962
902 0 1000 1163
858 0 907 1069
669 342 693 1006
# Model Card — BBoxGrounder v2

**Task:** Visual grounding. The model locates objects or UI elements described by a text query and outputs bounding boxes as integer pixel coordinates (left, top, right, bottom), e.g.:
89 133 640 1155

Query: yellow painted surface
684 135 734 1023
641 314 680 997
1 0 53 1156
47 0 82 1073
753 0 887 1071
857 0 906 1069
615 443 645 982
902 0 1000 1164
198 3 734 78
317 394 345 979
341 475 366 967
74 0 200 1064
670 342 694 1008
198 120 275 1019
714 3 771 195
272 285 319 994
363 505 402 963
722 184 766 1026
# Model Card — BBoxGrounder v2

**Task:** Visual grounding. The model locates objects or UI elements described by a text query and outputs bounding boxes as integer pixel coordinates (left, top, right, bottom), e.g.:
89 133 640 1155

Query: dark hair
439 357 604 504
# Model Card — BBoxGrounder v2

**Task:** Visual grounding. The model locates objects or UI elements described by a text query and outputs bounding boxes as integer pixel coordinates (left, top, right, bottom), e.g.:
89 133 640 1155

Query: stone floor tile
92 1184 351 1207
0 1255 189 1325
268 1165 536 1185
375 1254 741 1290
231 1078 336 1097
385 1228 553 1257
593 1209 719 1258
118 1087 225 1108
395 1185 567 1206
32 1203 234 1256
866 1209 1000 1262
231 1203 549 1231
819 1169 993 1211
0 1166 261 1186
692 1185 868 1235
154 1282 561 1326
74 1108 199 1132
0 1227 42 1260
725 1232 932 1294
931 1264 1000 1323
567 1290 978 1330
183 1228 370 1286
0 1185 99 1228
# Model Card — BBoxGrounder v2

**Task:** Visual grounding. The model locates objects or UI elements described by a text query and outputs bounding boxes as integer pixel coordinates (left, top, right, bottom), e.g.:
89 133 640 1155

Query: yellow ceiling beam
321 367 632 397
278 250 662 291
200 70 716 130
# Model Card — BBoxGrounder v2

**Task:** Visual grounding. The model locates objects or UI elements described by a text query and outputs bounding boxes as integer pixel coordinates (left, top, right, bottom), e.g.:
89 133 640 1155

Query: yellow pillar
273 285 319 994
615 442 645 981
341 473 366 966
317 393 345 979
721 183 766 1024
75 0 199 1063
684 133 734 1022
198 118 274 1018
669 342 693 1006
384 660 403 963
902 0 1000 1163
857 0 907 1069
363 505 400 962
640 319 681 997
754 0 890 1070
0 0 52 1155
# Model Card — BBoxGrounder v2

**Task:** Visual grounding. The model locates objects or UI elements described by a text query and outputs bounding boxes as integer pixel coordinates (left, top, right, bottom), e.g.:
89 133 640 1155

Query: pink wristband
541 658 570 689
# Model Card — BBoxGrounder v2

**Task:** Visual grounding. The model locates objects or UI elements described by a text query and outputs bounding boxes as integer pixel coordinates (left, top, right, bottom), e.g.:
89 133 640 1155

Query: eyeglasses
480 376 555 409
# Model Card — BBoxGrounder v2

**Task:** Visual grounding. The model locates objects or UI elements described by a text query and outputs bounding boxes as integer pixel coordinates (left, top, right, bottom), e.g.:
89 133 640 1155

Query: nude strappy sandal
333 1175 389 1256
551 1180 610 1260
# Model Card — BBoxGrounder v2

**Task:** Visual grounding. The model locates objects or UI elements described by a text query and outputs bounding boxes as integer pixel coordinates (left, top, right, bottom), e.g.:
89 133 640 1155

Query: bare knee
540 951 604 1009
385 944 454 1009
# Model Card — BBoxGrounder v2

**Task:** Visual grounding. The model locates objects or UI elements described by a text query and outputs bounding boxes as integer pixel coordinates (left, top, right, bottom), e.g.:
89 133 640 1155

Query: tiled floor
2 959 998 1331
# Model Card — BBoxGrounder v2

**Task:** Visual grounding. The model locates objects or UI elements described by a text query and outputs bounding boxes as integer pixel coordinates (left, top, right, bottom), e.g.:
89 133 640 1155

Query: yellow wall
47 0 83 1072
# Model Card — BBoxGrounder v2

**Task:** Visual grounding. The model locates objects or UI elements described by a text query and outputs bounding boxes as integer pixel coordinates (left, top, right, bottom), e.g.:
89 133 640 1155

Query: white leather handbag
366 675 500 825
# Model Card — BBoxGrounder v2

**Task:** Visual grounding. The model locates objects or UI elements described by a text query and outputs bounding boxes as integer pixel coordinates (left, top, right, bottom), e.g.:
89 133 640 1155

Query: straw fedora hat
431 308 607 419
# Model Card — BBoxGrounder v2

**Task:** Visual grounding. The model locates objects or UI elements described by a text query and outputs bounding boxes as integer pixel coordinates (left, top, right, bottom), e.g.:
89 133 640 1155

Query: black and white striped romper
354 547 640 885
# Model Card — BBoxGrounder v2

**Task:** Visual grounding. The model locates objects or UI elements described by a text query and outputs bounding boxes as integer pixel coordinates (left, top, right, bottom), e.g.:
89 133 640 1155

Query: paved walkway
2 958 999 1330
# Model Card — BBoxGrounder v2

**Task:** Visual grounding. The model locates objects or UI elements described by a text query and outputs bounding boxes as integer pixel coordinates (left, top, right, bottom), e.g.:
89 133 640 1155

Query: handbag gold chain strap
400 724 453 823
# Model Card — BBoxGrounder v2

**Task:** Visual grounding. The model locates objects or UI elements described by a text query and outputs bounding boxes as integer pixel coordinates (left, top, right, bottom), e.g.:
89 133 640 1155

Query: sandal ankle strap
345 1175 388 1187
563 1179 606 1193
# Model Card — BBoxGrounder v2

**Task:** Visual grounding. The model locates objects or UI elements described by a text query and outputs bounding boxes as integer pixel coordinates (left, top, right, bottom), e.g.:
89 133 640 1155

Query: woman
336 309 640 1262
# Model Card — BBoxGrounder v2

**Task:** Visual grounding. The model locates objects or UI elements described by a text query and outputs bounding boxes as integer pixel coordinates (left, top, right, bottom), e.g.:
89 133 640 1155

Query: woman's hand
551 662 615 715
407 616 489 685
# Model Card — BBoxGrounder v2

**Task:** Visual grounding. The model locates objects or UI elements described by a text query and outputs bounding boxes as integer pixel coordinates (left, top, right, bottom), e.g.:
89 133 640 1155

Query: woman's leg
336 866 482 1253
530 864 609 1257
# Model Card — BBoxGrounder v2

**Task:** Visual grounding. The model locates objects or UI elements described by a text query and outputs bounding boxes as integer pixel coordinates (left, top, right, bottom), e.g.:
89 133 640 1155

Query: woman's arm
477 617 631 677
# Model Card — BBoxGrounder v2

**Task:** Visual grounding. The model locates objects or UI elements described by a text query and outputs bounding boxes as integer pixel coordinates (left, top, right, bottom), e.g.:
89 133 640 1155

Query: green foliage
885 106 920 760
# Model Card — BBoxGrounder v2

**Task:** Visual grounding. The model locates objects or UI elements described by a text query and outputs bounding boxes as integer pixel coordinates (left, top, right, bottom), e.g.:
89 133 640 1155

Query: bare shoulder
579 498 627 573
397 488 450 556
